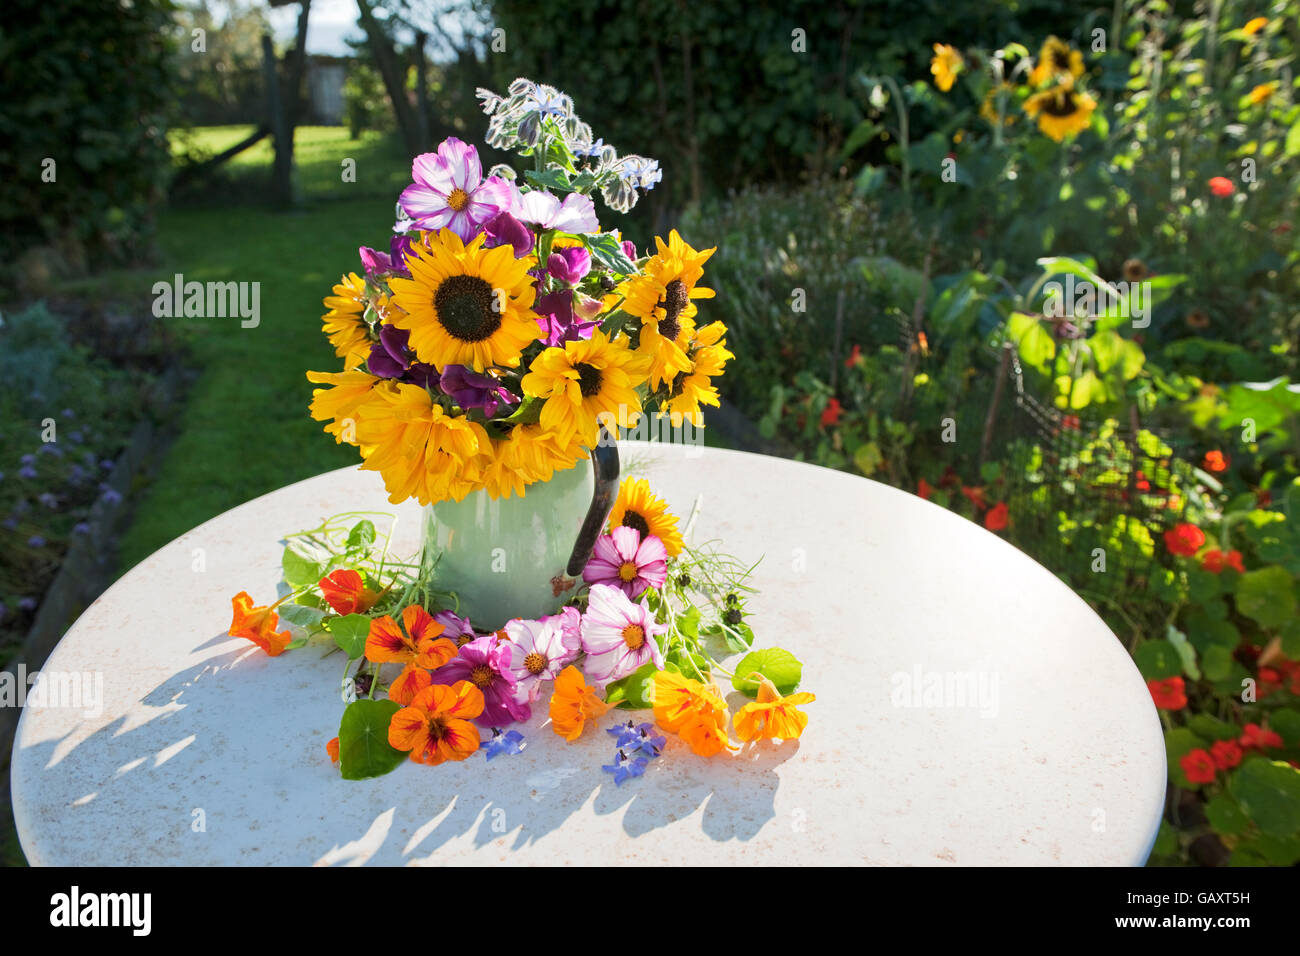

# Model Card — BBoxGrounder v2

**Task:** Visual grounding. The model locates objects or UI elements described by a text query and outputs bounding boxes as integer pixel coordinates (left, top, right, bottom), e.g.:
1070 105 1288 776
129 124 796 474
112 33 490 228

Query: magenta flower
503 610 582 703
535 290 599 347
439 364 519 416
433 610 485 647
582 526 667 599
547 246 591 285
483 211 534 258
431 634 530 726
398 137 513 242
580 584 666 687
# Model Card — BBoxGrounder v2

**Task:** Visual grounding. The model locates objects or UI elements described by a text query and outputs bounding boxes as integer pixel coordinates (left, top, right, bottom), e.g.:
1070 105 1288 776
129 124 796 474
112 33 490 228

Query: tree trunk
355 0 422 156
261 34 293 207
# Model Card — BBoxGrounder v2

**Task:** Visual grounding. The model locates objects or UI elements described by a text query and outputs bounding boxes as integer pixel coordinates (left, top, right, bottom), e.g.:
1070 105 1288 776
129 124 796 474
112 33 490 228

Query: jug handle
566 426 621 576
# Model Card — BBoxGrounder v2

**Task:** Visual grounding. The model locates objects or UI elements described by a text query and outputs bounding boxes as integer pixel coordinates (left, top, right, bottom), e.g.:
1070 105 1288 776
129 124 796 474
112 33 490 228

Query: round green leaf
1229 758 1300 837
328 614 372 659
731 647 803 697
1134 639 1181 680
1236 566 1297 629
338 699 407 781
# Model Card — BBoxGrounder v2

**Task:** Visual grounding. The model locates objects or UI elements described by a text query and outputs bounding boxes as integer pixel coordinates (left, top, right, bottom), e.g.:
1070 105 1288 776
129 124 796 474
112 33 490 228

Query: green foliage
337 699 407 780
0 0 179 269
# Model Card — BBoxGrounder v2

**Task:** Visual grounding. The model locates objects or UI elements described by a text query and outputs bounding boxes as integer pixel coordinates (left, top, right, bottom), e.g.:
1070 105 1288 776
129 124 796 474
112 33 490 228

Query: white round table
10 443 1166 865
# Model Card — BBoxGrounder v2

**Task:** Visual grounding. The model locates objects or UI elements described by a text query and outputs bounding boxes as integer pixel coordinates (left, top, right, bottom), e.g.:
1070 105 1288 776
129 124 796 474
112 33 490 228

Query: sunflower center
575 362 604 397
618 561 639 582
524 651 547 675
447 187 471 212
1052 50 1071 71
657 278 689 340
1041 91 1079 117
621 624 645 650
434 274 501 343
469 664 494 688
621 511 650 537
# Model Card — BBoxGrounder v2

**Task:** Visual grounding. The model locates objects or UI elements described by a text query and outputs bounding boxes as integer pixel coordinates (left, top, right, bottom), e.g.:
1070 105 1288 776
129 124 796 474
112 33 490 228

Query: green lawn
111 126 412 573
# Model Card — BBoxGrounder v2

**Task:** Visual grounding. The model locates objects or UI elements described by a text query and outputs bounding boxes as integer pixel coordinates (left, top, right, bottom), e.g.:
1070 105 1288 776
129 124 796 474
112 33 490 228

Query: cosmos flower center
456 633 474 647
618 561 639 582
575 362 604 397
434 274 502 343
621 511 650 537
621 624 645 650
447 187 471 212
657 278 689 340
524 651 547 675
469 664 495 688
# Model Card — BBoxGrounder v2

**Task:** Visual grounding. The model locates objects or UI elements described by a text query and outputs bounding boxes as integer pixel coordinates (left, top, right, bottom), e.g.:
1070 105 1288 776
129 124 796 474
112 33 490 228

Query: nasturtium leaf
282 546 323 589
1282 621 1300 660
604 661 659 710
346 520 376 551
1166 625 1200 680
338 699 407 781
1269 709 1300 747
1134 639 1181 680
278 603 326 630
1204 793 1250 837
1249 832 1300 866
1230 759 1300 836
1007 311 1056 374
328 613 372 659
1235 566 1297 629
1201 644 1234 681
731 647 802 697
675 606 700 639
1151 821 1178 858
1188 713 1239 742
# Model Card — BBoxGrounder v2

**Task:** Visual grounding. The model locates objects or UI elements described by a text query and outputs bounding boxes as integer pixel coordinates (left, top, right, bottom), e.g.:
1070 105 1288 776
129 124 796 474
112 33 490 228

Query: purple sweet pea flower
431 634 531 727
360 235 415 279
439 365 519 417
398 137 514 242
534 291 599 347
516 189 600 233
367 324 439 389
621 239 637 261
482 211 534 258
547 246 591 285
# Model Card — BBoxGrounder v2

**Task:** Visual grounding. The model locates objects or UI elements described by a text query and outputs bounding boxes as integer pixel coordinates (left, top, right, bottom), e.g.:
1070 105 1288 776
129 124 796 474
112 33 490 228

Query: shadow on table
15 632 799 865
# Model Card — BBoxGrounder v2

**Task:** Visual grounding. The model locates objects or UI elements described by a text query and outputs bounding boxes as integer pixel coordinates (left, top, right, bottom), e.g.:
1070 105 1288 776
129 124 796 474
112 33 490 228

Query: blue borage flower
606 720 666 758
602 751 649 786
480 728 526 760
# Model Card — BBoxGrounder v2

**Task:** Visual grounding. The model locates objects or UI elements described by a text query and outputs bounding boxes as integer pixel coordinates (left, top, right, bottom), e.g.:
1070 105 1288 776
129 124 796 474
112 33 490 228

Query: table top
11 442 1166 866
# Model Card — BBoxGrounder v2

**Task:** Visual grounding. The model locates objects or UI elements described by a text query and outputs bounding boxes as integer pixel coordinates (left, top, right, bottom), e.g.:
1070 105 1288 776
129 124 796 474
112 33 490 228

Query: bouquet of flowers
227 80 813 783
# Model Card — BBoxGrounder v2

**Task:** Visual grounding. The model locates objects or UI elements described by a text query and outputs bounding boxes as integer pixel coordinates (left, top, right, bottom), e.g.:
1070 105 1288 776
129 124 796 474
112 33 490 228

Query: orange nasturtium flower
364 605 458 670
388 681 484 765
549 665 612 741
1246 82 1279 106
318 569 380 616
229 591 293 657
734 675 817 742
389 665 433 706
652 670 735 757
326 737 341 764
1243 17 1268 36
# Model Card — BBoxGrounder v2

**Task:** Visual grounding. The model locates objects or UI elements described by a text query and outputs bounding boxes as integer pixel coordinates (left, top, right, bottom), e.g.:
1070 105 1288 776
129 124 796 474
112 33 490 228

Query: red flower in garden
1210 740 1243 771
1201 549 1245 574
1061 414 1081 431
844 344 863 368
984 502 1009 531
1135 470 1151 492
1208 176 1235 197
1180 748 1217 784
1240 723 1283 751
1258 666 1283 698
1202 450 1229 473
1255 488 1272 507
318 569 380 616
960 485 988 511
1163 523 1206 557
1147 676 1186 710
820 398 843 428
917 478 934 501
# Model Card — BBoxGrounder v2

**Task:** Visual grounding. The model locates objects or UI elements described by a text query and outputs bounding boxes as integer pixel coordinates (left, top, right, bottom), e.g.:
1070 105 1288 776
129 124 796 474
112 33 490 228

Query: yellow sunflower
621 229 716 390
1029 36 1084 88
979 82 1017 129
512 423 586 485
388 229 539 373
321 273 373 369
520 329 649 447
1023 86 1096 141
306 368 385 444
354 383 492 505
930 44 963 92
608 477 683 557
661 322 734 428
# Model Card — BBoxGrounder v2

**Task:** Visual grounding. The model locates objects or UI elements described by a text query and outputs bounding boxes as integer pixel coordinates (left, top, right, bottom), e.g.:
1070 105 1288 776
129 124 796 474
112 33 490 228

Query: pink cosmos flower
503 607 582 703
514 188 600 233
433 609 485 647
431 633 530 727
398 137 513 242
582 526 667 599
580 584 666 687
